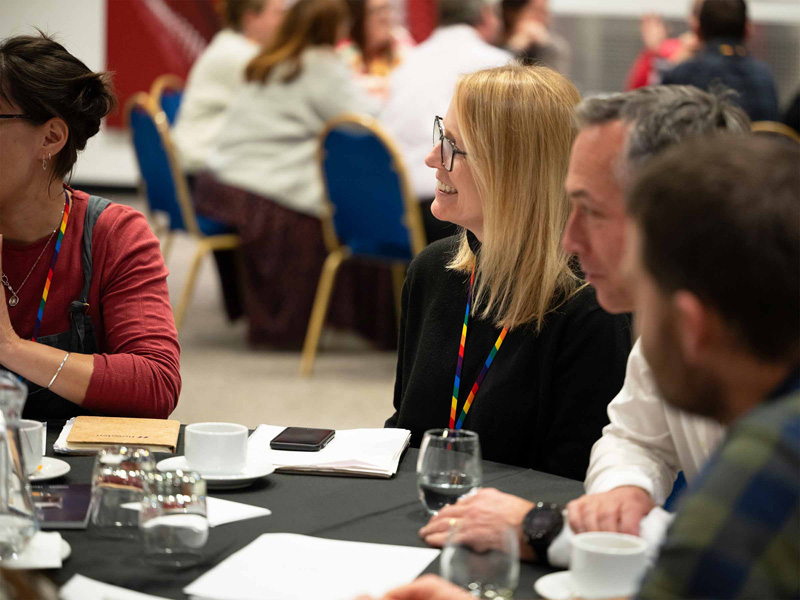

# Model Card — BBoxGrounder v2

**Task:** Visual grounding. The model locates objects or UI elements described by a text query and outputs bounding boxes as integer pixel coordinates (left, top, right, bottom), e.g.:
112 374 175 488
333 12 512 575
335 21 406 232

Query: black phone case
269 427 335 452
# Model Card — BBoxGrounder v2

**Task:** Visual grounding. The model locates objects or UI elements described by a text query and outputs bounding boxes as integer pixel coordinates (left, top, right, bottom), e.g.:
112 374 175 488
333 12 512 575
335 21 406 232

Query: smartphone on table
269 427 335 452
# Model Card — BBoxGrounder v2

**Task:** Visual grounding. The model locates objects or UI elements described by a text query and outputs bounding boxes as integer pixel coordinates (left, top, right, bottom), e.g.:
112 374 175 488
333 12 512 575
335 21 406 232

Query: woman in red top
0 34 181 420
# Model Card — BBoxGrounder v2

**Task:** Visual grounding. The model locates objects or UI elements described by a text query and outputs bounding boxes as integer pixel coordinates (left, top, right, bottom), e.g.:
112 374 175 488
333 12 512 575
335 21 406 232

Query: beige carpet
110 192 397 430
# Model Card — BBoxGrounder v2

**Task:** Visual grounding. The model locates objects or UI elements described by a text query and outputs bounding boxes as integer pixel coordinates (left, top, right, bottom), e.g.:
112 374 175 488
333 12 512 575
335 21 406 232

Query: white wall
0 0 138 187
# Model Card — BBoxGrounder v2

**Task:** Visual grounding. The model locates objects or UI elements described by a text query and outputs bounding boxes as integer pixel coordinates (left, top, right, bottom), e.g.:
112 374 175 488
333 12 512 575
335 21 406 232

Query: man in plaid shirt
626 135 799 599
662 0 779 122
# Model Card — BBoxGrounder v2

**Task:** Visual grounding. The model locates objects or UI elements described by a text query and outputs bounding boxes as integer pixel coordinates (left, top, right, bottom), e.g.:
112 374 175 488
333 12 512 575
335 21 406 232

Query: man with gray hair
563 85 750 536
380 0 510 243
412 85 750 564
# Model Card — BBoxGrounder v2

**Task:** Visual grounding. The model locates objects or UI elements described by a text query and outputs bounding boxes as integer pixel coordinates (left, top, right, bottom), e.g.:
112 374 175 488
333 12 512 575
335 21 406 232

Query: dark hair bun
70 71 116 151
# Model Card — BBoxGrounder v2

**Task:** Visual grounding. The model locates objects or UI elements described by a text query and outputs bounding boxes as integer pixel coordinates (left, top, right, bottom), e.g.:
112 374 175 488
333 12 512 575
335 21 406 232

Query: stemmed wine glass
416 428 482 515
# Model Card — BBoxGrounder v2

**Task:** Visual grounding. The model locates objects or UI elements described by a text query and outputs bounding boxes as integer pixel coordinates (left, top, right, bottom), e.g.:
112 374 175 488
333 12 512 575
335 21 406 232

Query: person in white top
408 87 750 572
193 0 393 349
173 0 286 175
380 0 511 242
562 85 750 534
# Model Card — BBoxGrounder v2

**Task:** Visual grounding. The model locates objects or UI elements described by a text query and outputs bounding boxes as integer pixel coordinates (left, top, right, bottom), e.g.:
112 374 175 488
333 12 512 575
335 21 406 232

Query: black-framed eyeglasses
433 115 467 172
0 114 32 121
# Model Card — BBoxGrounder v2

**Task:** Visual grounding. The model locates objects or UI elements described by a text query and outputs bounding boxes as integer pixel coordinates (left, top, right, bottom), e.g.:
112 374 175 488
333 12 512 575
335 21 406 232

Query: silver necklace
1 204 65 308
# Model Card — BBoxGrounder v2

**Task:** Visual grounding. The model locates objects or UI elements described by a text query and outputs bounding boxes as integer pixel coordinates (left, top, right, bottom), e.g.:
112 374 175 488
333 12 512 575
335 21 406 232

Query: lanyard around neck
450 266 509 430
31 190 71 342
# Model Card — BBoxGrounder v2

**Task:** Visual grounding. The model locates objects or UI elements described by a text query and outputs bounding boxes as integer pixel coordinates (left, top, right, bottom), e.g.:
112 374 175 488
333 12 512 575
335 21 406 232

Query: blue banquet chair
300 113 427 376
125 92 239 331
150 74 184 126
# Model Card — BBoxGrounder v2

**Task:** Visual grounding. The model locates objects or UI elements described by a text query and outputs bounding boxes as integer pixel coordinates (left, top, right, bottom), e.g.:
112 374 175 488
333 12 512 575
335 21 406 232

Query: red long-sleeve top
2 188 181 418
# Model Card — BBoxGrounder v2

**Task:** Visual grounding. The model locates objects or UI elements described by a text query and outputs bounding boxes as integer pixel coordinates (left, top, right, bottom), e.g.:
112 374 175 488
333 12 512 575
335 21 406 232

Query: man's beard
643 312 726 421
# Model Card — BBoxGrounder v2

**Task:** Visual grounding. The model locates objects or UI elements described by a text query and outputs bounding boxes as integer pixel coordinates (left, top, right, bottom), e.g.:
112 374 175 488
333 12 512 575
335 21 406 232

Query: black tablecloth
42 423 583 599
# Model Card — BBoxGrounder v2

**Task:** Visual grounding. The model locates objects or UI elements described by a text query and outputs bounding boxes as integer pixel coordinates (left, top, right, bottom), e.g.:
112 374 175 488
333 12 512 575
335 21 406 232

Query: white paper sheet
248 425 411 477
2 531 63 569
183 533 440 600
121 496 271 528
60 574 171 600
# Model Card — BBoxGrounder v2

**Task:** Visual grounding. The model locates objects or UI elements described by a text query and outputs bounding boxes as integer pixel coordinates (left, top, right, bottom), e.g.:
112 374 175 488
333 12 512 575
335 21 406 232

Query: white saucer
156 455 275 489
534 571 576 600
29 457 71 482
60 538 71 562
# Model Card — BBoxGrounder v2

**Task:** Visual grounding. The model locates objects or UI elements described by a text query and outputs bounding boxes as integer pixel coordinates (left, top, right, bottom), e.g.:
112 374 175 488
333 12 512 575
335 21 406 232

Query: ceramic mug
184 422 248 476
570 531 648 599
19 419 44 475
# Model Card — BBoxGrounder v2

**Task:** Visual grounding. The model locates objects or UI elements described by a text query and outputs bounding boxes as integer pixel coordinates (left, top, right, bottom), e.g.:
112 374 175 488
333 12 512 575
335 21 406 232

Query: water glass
140 470 208 567
441 522 520 599
89 446 155 538
417 428 482 515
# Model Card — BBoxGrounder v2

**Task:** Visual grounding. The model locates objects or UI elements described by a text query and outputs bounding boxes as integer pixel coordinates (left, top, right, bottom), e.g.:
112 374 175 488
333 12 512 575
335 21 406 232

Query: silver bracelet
47 352 70 389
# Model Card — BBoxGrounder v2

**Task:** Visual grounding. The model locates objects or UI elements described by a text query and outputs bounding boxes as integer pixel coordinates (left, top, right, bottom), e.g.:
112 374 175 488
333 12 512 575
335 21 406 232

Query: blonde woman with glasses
386 64 632 479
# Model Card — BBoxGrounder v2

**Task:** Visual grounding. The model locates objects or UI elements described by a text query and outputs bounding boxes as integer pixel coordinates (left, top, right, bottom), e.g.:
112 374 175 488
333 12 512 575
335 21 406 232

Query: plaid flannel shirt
662 38 780 122
638 375 800 599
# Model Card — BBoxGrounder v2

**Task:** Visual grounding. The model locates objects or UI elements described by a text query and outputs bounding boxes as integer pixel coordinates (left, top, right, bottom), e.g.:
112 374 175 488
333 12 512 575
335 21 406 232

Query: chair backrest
150 74 184 125
752 120 800 144
125 92 198 235
318 114 426 260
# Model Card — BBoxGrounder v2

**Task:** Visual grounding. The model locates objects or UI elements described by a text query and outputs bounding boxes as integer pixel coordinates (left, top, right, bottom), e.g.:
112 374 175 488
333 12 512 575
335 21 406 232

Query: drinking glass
417 428 482 515
140 470 208 567
89 446 155 538
440 521 520 599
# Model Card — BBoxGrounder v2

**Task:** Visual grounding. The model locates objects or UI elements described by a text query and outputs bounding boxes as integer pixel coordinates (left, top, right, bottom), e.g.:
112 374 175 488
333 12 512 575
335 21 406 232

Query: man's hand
418 488 536 560
354 574 472 600
566 486 655 536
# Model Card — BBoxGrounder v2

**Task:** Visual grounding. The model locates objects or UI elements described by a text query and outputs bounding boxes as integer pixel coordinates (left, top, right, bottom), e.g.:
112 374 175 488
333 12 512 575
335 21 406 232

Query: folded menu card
56 416 180 455
248 425 411 478
183 534 440 600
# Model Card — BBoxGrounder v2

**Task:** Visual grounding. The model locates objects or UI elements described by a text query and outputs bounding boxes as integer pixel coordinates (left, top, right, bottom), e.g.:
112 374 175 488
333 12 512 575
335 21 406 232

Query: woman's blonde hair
449 63 583 331
245 0 348 83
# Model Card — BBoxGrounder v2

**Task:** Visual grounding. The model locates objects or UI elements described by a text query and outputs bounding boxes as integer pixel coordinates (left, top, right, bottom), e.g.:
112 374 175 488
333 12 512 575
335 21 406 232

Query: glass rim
422 428 479 441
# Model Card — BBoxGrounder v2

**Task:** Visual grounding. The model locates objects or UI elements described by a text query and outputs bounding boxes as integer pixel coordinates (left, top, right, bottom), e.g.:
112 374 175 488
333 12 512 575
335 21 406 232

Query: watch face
526 505 564 541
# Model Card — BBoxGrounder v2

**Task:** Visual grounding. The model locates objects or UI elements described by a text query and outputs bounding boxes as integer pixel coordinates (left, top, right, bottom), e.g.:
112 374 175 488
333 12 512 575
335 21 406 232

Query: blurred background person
173 0 286 178
625 2 701 90
0 34 180 420
381 0 510 244
173 0 286 324
337 0 414 101
193 0 396 350
387 65 631 477
662 0 779 122
500 0 570 75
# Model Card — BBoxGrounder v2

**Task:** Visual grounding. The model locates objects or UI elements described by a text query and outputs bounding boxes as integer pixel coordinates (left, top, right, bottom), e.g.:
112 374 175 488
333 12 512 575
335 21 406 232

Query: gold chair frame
149 74 185 117
751 121 800 144
124 93 240 332
300 114 427 376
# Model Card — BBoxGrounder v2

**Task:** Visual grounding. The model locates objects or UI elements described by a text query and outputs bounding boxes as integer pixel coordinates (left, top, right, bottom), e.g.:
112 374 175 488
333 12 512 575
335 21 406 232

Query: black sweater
386 236 632 480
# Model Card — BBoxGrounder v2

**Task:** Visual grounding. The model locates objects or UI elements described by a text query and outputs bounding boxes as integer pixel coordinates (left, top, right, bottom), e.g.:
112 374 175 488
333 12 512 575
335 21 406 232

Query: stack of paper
248 425 410 478
184 533 440 600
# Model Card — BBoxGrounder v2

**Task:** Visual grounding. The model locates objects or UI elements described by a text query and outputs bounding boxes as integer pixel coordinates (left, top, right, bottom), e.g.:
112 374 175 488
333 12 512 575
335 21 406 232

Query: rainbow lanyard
450 266 509 430
31 190 71 342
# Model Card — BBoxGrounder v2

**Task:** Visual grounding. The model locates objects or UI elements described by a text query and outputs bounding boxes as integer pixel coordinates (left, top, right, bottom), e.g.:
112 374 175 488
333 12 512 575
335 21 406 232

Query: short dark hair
501 0 527 34
0 33 116 183
439 0 487 28
699 0 747 41
628 135 800 363
218 0 267 31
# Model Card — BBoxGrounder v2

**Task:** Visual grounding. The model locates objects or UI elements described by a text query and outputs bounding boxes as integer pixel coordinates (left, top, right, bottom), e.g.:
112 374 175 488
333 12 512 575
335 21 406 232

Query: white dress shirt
206 47 376 217
584 339 726 505
173 30 259 173
380 26 512 200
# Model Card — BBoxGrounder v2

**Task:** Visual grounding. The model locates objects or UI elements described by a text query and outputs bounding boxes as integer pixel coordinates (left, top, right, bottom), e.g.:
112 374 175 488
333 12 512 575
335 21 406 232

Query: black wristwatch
522 502 564 563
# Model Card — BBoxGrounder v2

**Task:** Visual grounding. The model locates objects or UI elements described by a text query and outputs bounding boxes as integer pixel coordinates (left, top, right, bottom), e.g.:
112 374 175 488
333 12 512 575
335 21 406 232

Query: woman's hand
0 235 23 363
354 574 473 600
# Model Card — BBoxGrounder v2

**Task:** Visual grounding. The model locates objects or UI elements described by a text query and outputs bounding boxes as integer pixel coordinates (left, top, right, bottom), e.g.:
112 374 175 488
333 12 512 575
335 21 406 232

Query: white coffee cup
19 419 44 475
184 422 248 476
570 532 648 599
